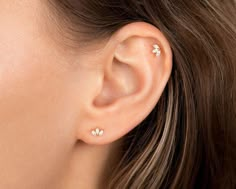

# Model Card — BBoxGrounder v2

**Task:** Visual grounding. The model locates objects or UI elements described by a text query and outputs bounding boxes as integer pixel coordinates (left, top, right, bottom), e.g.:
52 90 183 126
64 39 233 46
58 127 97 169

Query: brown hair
48 0 236 188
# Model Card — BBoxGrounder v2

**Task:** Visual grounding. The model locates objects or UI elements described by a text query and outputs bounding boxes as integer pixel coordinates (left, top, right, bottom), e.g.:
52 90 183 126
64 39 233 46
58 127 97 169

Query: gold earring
91 128 104 136
152 44 161 56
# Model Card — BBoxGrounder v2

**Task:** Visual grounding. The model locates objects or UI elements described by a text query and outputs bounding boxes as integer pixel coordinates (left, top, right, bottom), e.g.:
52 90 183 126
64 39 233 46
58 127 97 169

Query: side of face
0 1 172 188
0 1 90 188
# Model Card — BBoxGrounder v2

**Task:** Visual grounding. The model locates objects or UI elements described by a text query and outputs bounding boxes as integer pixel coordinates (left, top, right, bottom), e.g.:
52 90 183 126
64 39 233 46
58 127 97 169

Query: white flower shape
152 44 161 56
91 128 104 136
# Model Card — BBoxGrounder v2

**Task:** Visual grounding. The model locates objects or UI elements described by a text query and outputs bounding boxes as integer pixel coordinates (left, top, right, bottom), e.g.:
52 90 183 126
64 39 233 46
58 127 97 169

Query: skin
0 1 172 189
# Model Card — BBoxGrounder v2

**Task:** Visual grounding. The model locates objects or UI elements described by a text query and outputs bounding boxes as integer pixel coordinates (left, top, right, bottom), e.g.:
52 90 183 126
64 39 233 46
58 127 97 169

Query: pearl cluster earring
91 128 104 136
152 44 161 56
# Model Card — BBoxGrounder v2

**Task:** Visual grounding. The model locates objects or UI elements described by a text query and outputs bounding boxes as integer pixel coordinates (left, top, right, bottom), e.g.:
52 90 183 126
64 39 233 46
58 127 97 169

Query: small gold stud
152 44 161 56
91 128 104 136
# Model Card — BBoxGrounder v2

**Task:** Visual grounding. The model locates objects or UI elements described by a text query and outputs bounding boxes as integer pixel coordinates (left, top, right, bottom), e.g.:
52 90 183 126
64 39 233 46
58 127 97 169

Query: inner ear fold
93 56 140 107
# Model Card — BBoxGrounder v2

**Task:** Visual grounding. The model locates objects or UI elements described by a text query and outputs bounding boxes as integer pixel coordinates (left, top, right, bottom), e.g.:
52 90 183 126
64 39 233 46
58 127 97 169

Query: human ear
77 22 172 145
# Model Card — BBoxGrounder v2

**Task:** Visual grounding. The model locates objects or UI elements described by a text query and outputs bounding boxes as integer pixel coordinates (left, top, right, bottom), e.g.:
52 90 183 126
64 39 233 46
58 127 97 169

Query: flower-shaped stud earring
91 128 104 136
152 44 161 57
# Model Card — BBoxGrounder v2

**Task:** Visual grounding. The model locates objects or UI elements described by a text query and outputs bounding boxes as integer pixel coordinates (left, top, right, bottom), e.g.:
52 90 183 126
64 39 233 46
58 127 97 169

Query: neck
57 139 123 189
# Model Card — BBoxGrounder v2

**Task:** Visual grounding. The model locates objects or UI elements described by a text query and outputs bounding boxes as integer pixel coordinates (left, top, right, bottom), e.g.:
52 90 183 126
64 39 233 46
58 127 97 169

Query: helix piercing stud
91 128 104 136
152 44 161 56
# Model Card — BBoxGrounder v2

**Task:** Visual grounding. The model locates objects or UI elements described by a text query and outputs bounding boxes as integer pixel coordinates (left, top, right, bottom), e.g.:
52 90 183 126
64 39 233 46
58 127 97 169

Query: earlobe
77 22 172 145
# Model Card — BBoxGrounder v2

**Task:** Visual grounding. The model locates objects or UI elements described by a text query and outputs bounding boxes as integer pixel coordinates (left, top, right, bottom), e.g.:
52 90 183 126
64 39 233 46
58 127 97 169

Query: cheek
0 47 75 188
0 16 77 189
